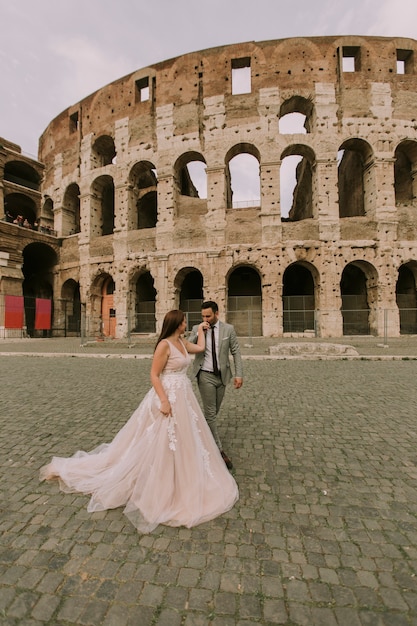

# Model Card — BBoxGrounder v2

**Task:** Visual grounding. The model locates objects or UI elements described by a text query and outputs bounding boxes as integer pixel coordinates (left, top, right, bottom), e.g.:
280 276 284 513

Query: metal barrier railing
2 298 417 342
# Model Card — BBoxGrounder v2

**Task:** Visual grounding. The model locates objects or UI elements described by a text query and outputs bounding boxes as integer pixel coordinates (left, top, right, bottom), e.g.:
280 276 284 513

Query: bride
40 310 239 533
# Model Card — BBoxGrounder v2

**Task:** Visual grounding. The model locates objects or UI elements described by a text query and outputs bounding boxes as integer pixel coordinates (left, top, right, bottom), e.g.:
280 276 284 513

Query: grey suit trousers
197 370 226 449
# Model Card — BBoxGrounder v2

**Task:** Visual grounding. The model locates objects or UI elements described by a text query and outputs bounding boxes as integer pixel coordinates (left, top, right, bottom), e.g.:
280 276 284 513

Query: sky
1 0 417 160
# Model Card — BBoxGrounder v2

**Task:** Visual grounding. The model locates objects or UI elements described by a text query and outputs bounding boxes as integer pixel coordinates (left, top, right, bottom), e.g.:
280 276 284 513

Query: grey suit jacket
188 320 243 386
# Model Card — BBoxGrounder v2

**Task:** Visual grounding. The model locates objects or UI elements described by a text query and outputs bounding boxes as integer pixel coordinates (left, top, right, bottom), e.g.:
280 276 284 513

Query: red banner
35 298 52 330
5 295 24 329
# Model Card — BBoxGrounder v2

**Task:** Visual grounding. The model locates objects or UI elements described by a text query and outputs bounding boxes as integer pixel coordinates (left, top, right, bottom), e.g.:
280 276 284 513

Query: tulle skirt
39 371 238 533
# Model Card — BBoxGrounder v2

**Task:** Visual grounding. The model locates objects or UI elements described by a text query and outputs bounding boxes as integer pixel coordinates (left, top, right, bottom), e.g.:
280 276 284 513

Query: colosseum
1 35 417 339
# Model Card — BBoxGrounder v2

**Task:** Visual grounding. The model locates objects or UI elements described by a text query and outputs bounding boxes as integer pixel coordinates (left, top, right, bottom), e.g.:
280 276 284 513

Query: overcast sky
1 0 416 158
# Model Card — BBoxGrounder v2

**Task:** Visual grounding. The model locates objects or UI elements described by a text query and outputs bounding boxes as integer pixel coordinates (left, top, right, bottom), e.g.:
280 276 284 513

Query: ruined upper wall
38 35 417 181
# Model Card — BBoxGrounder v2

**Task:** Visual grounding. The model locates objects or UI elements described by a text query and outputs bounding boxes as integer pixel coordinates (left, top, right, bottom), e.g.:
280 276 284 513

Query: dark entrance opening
282 264 315 333
22 243 57 337
179 270 203 330
396 265 417 334
341 264 370 335
227 266 262 336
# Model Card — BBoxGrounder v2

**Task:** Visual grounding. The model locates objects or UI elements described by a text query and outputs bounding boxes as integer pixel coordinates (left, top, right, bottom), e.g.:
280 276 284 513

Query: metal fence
2 294 417 341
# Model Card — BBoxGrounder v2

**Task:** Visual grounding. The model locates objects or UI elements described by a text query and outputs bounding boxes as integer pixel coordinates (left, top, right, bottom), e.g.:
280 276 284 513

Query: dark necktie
211 326 219 375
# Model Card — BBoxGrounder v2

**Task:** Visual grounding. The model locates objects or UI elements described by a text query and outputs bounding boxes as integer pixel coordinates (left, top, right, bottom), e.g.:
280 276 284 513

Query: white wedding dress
39 339 239 533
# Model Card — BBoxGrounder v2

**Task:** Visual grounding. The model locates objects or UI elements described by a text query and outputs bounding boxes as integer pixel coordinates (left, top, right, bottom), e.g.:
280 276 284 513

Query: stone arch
394 140 417 206
396 261 417 334
279 95 314 133
338 138 374 217
225 143 261 209
340 260 378 335
62 183 81 236
273 37 331 75
226 264 262 336
130 268 157 333
4 160 41 190
174 267 204 329
4 192 37 225
174 152 207 218
282 261 318 333
128 161 158 230
174 151 207 198
91 175 115 236
91 134 116 168
60 279 81 334
41 197 54 233
22 242 58 337
280 144 315 220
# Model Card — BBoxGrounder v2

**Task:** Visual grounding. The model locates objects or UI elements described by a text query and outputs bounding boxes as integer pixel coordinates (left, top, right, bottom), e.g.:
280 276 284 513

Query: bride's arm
150 341 171 416
183 321 207 354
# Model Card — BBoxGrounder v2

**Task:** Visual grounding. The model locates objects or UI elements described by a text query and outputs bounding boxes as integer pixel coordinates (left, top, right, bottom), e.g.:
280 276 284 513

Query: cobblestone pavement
2 344 417 625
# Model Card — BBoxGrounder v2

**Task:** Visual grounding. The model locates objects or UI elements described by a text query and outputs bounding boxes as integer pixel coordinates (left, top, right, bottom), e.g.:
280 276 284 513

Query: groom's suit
188 320 243 449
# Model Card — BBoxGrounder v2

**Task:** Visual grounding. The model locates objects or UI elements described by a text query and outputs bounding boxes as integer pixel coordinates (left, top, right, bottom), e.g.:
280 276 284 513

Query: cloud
48 37 134 104
367 0 417 38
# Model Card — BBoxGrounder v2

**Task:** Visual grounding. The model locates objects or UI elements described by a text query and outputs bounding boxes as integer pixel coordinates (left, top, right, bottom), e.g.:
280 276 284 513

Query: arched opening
279 95 314 134
340 263 370 335
177 269 204 330
394 140 417 206
4 192 37 227
227 266 262 336
396 263 417 334
22 243 57 337
91 175 115 236
134 271 156 333
178 156 207 199
4 161 41 190
338 139 373 217
40 197 55 234
60 279 81 335
282 263 315 333
62 183 81 235
91 135 116 168
129 162 158 229
280 145 315 221
225 144 260 209
101 276 116 337
174 153 207 218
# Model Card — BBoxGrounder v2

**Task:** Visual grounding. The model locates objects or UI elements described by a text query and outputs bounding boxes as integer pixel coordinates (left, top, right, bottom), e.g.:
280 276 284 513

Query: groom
188 300 243 470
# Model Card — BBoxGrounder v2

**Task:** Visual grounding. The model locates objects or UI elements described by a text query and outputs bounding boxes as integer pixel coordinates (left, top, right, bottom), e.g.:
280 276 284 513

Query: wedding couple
40 301 243 533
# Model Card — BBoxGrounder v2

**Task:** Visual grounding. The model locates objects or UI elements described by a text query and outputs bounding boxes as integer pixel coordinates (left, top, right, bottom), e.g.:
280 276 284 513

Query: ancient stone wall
4 36 417 338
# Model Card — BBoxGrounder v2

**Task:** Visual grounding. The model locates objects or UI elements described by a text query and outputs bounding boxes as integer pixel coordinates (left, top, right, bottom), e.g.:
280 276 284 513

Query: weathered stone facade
2 35 417 338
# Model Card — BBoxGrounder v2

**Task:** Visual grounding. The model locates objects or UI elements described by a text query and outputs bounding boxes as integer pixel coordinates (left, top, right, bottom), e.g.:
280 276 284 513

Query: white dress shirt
202 322 219 372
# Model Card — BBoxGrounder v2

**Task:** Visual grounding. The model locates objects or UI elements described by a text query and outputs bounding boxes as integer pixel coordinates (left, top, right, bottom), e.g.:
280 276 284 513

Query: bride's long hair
155 310 185 350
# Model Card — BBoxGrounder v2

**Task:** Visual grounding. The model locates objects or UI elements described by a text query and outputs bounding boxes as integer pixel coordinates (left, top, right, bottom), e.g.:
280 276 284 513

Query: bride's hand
160 399 171 417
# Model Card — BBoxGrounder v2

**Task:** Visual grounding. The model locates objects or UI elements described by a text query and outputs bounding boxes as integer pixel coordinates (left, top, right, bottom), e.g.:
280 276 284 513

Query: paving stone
153 607 183 626
2 349 417 624
30 593 61 621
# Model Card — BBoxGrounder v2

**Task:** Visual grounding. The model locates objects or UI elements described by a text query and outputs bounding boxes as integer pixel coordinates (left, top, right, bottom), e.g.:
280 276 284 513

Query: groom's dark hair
201 300 218 313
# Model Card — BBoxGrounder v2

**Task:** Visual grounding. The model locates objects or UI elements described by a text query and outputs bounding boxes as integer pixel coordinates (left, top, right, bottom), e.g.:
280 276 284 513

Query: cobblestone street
1 345 417 625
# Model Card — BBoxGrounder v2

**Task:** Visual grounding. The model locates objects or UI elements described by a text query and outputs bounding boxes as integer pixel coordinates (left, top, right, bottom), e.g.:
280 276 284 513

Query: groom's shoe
221 450 233 471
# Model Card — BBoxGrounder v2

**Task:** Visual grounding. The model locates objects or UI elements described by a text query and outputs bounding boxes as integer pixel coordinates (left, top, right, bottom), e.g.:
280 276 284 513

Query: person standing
188 301 243 470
